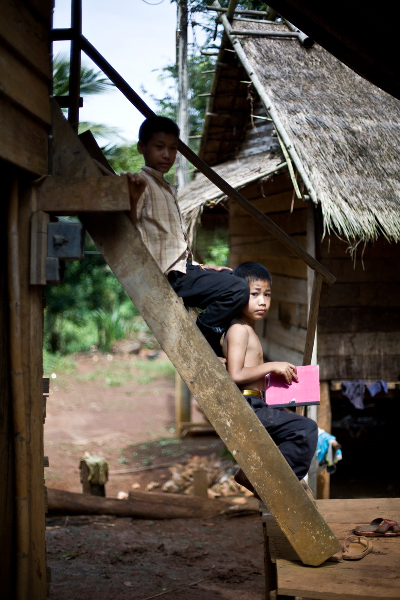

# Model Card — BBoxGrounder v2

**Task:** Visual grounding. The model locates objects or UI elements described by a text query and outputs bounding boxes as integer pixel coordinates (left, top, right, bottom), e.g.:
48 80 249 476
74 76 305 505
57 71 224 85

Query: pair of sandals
342 518 400 561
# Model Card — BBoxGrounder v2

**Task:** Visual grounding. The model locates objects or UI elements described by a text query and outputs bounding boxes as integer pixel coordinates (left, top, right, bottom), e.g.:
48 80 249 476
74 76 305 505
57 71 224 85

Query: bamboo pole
230 29 299 39
215 1 319 207
206 6 272 17
296 271 323 417
68 0 82 132
79 35 335 285
8 174 29 600
283 18 314 49
177 0 190 189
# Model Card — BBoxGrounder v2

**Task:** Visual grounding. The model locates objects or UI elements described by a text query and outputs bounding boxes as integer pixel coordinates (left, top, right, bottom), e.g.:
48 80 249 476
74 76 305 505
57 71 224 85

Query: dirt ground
44 352 265 600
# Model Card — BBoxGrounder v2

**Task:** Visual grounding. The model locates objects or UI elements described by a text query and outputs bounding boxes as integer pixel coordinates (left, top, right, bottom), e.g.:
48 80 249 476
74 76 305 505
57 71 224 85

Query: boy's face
241 279 271 322
138 132 179 174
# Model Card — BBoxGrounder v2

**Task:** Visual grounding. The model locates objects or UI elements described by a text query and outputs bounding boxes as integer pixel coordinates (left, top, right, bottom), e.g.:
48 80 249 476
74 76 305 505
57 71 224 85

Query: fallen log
47 488 232 519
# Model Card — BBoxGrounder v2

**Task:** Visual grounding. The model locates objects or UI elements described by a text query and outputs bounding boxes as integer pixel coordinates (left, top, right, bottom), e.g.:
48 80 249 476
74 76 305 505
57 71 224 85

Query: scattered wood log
47 488 236 519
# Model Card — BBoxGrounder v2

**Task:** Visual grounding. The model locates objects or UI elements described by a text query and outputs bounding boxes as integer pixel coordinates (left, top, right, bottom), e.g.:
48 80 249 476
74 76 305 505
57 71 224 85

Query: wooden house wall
0 0 52 176
228 170 311 366
0 1 51 596
317 231 400 380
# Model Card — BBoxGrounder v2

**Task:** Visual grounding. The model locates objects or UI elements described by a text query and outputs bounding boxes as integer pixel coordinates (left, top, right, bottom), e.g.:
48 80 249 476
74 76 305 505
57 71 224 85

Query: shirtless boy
222 262 318 494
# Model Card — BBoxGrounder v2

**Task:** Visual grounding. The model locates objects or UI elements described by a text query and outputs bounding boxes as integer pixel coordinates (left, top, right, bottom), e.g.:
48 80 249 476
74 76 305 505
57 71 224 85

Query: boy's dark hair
233 262 272 285
139 116 180 144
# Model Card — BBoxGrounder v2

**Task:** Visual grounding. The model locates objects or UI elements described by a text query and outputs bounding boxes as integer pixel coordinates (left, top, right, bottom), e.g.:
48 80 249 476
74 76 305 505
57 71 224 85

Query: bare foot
234 468 261 500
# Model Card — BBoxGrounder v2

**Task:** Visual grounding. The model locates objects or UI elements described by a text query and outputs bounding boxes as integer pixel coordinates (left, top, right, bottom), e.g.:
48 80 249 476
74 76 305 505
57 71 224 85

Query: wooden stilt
317 381 331 499
175 373 192 438
296 271 323 416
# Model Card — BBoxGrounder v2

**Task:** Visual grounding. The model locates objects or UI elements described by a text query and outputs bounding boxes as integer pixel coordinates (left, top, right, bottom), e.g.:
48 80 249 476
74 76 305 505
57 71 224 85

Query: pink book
264 365 320 408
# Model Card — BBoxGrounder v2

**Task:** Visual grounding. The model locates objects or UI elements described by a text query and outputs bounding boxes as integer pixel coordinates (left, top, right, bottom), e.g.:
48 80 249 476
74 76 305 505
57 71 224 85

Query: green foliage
52 52 124 145
143 55 216 153
53 52 115 97
104 143 145 174
44 233 140 354
43 350 77 377
196 226 230 266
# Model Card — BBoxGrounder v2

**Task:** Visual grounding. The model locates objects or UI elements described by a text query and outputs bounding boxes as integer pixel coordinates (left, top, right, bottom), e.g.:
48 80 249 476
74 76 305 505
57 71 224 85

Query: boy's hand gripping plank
52 101 341 567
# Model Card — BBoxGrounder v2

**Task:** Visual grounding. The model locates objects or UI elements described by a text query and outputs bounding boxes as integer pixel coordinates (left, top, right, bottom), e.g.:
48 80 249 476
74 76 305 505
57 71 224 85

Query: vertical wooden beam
0 166 15 599
175 373 191 438
19 179 47 599
317 381 331 499
177 0 189 189
296 271 322 417
68 0 82 132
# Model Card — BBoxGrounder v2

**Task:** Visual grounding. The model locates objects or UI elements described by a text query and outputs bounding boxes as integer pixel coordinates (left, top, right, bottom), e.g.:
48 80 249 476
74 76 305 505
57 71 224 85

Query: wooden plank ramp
50 100 341 567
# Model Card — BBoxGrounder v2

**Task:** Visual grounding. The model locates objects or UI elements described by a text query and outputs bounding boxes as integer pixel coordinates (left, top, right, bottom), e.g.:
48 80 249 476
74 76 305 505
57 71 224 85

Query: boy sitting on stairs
124 116 249 355
222 261 318 497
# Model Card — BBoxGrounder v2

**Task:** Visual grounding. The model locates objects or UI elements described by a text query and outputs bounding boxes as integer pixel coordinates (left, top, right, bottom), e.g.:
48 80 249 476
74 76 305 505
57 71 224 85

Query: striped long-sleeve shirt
135 166 189 275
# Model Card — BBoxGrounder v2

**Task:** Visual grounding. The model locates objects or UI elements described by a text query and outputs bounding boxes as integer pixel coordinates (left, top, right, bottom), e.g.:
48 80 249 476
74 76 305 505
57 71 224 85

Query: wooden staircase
43 100 342 567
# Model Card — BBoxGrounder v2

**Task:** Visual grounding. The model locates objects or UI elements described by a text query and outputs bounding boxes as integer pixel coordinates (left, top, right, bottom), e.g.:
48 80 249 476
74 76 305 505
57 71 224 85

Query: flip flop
342 536 373 561
353 518 400 537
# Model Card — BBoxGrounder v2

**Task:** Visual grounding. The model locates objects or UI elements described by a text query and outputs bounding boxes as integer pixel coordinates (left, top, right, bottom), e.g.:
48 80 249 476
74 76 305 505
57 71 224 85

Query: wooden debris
47 488 229 519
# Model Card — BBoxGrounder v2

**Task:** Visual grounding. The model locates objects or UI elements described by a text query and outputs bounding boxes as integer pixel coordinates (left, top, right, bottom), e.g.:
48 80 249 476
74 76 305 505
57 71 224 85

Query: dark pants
168 265 249 336
245 395 318 480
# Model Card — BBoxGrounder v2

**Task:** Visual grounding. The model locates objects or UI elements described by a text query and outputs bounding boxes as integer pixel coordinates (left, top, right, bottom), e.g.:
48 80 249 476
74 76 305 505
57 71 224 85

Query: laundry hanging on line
341 380 388 410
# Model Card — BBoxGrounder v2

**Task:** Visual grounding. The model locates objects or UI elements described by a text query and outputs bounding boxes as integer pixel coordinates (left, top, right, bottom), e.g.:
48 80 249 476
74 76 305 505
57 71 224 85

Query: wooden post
177 0 189 190
296 271 323 417
175 372 191 438
193 469 208 498
79 459 106 497
8 174 29 600
317 381 331 499
68 0 82 132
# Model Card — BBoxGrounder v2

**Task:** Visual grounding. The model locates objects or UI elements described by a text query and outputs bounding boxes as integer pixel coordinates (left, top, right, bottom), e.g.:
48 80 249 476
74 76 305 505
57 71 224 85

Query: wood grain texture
0 95 48 174
229 254 307 278
0 40 51 124
267 300 308 329
0 170 15 598
230 208 308 236
302 272 322 365
318 236 398 260
318 331 400 357
265 318 307 353
18 180 47 598
260 337 303 365
320 257 400 283
319 354 400 381
51 101 341 566
229 234 308 258
320 282 400 307
229 191 304 217
318 307 400 334
268 275 308 304
35 175 131 213
0 0 51 78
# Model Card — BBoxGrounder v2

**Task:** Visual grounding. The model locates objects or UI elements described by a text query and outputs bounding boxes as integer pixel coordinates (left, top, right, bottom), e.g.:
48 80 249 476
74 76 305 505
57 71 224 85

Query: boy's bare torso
223 320 265 392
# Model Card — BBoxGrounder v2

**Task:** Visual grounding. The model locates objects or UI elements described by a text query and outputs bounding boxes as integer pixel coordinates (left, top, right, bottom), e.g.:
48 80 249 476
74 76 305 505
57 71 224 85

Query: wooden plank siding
317 231 400 380
229 178 309 365
0 0 51 175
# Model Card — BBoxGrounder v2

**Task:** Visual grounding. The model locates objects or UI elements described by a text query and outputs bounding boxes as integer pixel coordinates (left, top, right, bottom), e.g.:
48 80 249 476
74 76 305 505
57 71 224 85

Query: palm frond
52 52 114 97
78 122 125 144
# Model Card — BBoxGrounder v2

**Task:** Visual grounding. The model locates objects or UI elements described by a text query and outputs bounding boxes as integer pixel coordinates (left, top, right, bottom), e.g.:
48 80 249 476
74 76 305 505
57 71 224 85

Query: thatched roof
179 19 400 243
